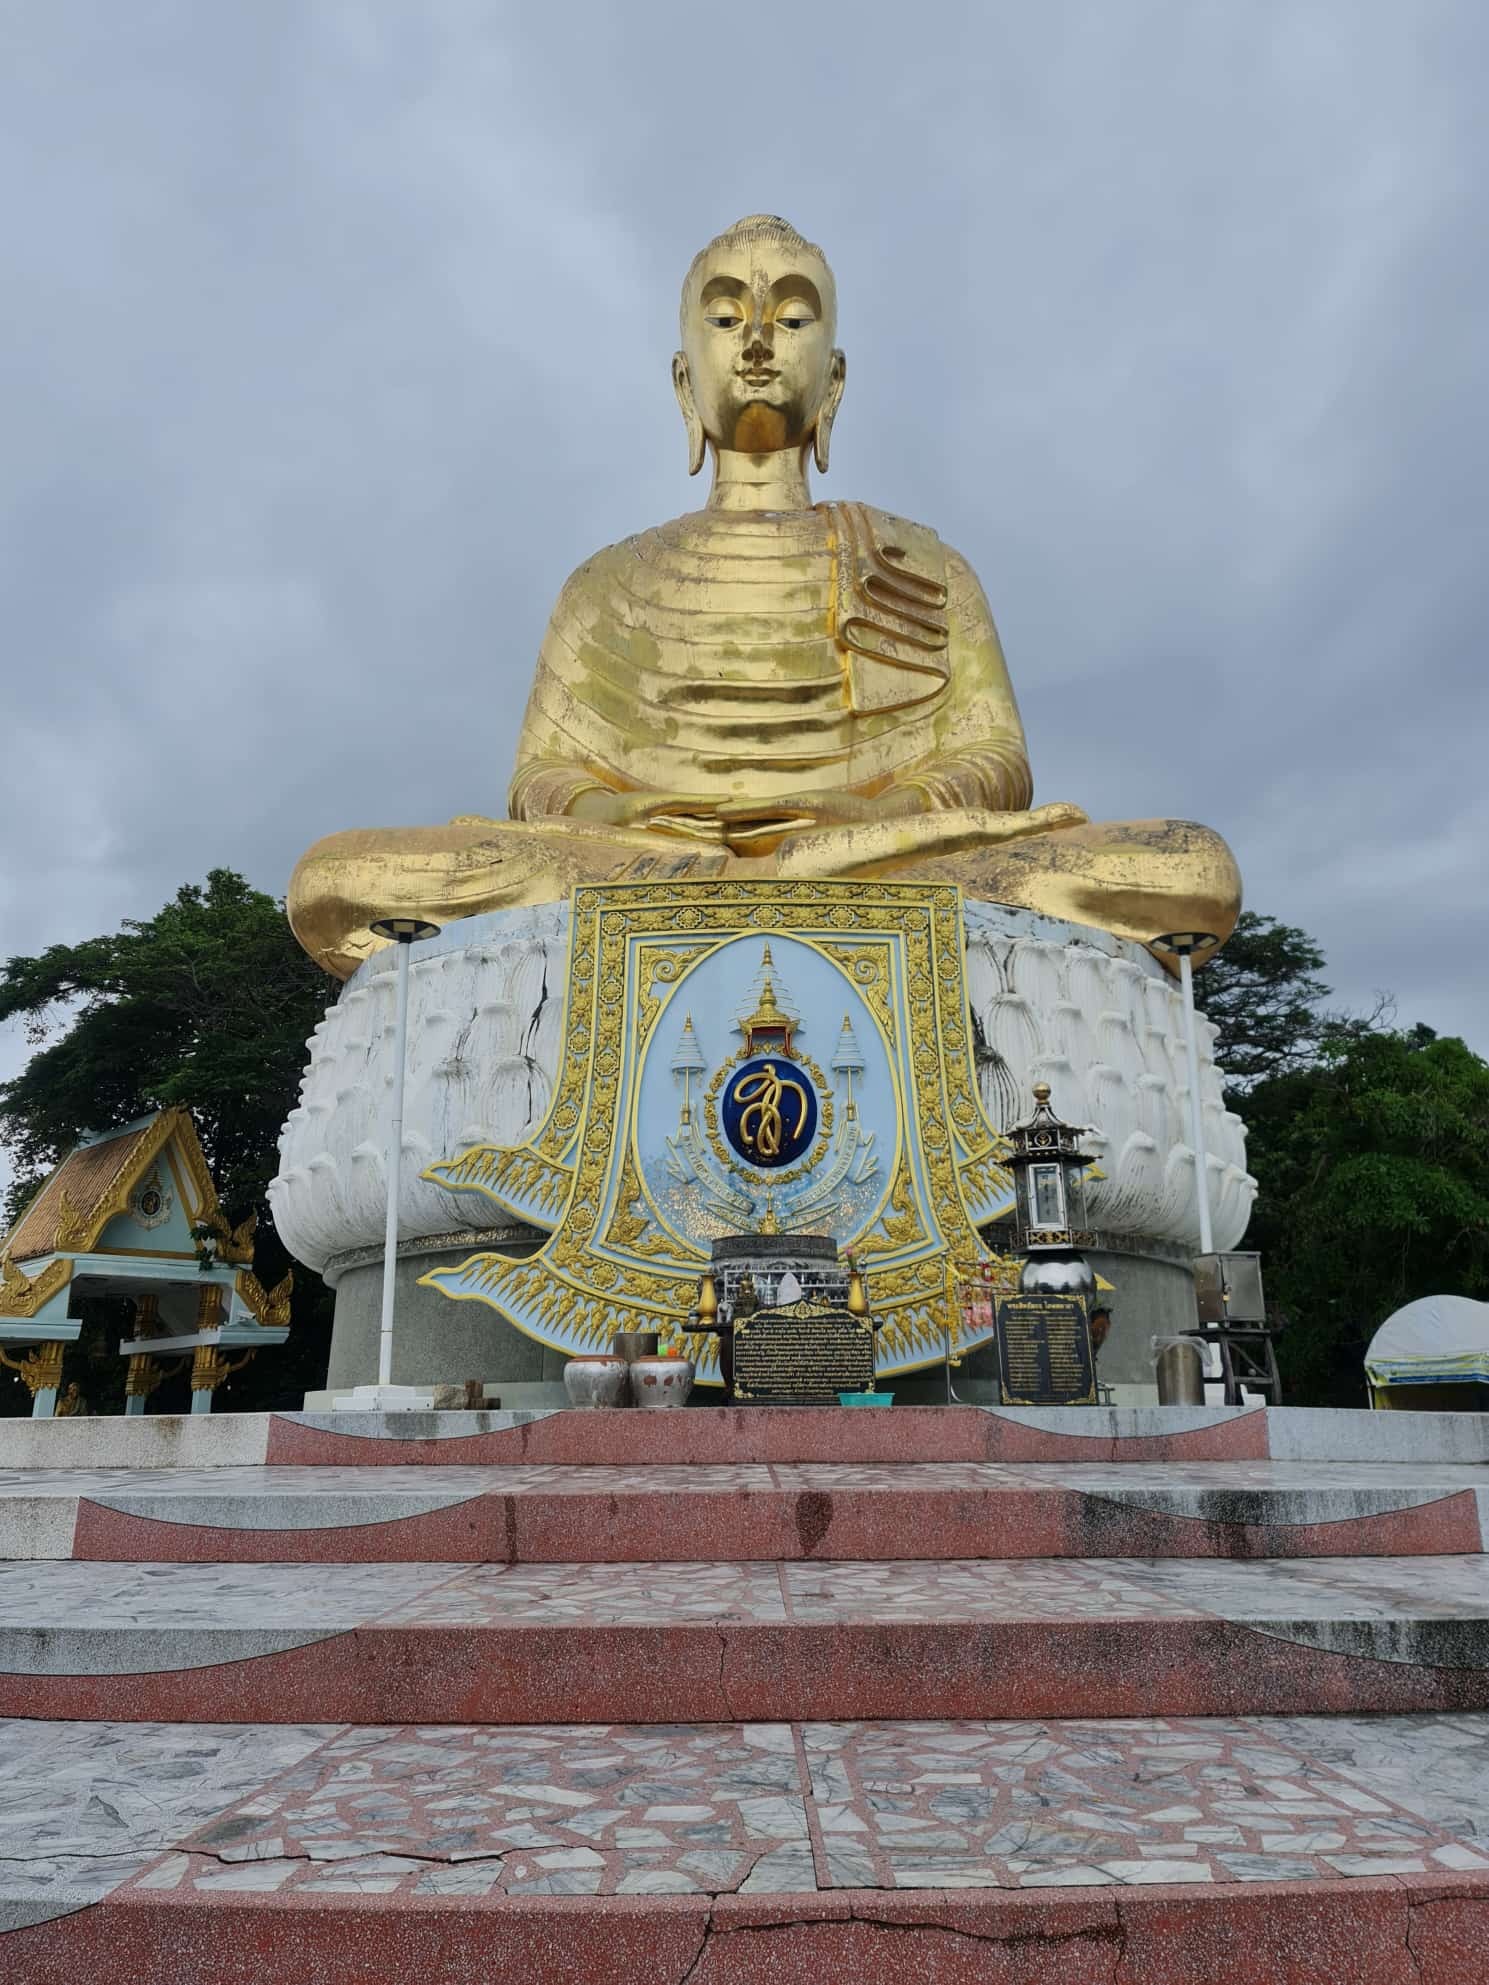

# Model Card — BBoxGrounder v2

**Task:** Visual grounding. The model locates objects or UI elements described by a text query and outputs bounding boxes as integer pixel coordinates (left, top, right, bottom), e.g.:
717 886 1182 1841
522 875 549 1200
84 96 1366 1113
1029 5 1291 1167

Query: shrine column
125 1294 162 1417
190 1285 224 1416
0 1341 66 1417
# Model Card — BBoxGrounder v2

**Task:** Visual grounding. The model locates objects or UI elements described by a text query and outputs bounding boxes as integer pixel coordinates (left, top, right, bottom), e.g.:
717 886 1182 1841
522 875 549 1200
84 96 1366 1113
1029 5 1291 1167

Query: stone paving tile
782 1558 1200 1622
975 1463 1489 1490
7 1554 1489 1639
0 1721 333 1913
2 1459 1483 1512
0 1560 467 1629
117 1724 815 1899
0 1464 777 1500
1119 1553 1489 1619
798 1716 1489 1889
6 1714 1489 1915
377 1560 788 1627
769 1463 1025 1492
1260 1712 1489 1848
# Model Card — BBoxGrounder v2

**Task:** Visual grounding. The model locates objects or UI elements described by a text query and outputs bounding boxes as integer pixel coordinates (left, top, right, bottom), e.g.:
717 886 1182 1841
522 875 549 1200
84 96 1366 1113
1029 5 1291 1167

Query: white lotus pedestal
272 895 1254 1406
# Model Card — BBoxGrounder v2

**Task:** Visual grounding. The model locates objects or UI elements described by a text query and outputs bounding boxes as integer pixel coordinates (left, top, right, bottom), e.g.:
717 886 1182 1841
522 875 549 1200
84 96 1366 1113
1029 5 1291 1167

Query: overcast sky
2 0 1485 1096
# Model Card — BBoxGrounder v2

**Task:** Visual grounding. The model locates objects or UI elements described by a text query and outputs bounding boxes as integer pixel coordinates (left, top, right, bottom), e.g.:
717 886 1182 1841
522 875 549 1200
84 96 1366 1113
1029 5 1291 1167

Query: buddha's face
678 238 843 454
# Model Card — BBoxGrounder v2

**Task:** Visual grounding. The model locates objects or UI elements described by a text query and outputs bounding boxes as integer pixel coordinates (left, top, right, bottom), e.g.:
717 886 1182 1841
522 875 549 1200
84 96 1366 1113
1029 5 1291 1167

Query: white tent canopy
1366 1295 1489 1389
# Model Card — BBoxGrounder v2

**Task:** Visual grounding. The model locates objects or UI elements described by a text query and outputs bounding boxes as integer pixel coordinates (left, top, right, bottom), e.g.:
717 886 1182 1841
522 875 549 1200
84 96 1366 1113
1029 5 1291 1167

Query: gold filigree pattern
422 879 1025 1380
636 940 725 1052
602 1156 677 1259
817 938 896 1046
423 1145 571 1228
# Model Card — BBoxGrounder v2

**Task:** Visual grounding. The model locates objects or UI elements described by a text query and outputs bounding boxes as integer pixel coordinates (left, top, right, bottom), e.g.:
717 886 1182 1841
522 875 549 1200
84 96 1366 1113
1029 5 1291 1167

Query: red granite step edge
67 1483 1485 1564
266 1405 1272 1467
6 1616 1489 1726
7 1872 1484 1985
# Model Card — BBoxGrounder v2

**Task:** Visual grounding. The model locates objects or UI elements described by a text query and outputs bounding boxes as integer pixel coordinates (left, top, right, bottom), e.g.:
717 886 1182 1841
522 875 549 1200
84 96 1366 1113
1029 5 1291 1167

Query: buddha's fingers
774 801 1089 877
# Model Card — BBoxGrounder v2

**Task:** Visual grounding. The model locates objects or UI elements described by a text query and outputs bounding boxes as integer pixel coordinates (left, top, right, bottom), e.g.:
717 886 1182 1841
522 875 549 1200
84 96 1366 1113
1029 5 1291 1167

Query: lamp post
1150 932 1219 1259
341 916 438 1409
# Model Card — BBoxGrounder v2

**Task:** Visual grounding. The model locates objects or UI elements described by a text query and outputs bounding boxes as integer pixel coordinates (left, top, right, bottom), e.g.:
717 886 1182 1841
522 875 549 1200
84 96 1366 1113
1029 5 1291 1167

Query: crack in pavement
674 1897 1126 1984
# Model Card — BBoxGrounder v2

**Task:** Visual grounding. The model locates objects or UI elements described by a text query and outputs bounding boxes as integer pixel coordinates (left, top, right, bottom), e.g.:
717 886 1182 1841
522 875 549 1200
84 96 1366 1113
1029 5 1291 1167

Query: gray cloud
1 0 1484 1114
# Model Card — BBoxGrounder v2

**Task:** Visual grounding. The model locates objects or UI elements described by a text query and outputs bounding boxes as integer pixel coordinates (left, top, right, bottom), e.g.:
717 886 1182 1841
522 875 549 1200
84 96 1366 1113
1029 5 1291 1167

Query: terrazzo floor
4 1711 1489 1920
3 1459 1486 1497
5 1552 1489 1637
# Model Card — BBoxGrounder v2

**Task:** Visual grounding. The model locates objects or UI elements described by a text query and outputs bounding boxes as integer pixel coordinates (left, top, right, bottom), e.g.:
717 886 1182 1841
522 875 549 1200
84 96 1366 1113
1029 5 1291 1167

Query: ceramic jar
563 1356 630 1409
628 1356 694 1409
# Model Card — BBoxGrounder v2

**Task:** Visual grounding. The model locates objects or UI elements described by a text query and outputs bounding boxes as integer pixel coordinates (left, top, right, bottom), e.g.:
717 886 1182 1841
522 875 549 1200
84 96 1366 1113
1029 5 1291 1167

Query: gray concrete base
1086 1245 1201 1402
325 1232 1196 1404
323 1229 559 1392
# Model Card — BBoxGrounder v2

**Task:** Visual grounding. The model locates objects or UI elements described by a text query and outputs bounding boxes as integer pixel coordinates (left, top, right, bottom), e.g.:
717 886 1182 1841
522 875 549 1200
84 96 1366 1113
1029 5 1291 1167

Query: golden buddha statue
289 214 1240 979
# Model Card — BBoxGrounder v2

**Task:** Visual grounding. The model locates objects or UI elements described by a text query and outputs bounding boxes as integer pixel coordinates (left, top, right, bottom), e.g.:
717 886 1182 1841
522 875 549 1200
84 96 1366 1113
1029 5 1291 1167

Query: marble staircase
2 1404 1488 1981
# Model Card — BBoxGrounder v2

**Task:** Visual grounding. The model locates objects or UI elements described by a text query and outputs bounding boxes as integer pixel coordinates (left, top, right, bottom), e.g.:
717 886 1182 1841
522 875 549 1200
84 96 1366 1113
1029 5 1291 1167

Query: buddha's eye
775 307 815 331
705 309 744 330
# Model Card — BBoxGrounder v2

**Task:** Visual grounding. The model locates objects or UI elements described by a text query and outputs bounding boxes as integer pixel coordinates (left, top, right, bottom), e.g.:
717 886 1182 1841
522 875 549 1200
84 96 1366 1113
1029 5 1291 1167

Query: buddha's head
674 215 847 476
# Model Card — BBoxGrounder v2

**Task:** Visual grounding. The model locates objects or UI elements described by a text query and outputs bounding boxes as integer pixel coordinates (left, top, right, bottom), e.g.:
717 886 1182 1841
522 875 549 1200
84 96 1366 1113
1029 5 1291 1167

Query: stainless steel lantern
1007 1083 1095 1251
1006 1082 1098 1302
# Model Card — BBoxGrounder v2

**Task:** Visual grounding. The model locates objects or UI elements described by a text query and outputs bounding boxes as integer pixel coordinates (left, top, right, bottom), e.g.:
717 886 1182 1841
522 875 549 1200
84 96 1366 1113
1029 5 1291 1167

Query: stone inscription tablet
732 1298 875 1404
996 1295 1096 1407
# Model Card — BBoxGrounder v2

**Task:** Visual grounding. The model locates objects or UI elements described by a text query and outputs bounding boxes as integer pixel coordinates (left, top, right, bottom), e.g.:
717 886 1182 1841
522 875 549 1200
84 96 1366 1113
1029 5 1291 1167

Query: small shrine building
0 1108 290 1416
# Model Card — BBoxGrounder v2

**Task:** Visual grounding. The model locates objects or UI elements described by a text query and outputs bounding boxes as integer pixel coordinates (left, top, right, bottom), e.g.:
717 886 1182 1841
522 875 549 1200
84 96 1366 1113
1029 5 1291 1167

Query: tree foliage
0 871 333 1411
1238 1022 1489 1403
1197 911 1331 1095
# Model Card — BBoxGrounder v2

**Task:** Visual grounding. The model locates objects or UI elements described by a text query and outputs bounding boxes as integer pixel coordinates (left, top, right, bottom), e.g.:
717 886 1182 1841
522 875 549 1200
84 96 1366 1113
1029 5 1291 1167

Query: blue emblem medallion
721 1055 819 1169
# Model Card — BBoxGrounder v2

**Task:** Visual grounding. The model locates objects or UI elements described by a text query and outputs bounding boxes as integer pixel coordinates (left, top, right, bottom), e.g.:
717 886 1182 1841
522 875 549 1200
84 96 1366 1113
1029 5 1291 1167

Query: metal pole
378 935 414 1390
1177 947 1215 1258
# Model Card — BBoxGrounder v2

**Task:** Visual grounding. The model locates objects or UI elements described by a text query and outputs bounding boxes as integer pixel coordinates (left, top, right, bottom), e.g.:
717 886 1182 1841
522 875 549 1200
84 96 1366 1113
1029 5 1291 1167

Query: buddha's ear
672 352 706 476
813 349 847 474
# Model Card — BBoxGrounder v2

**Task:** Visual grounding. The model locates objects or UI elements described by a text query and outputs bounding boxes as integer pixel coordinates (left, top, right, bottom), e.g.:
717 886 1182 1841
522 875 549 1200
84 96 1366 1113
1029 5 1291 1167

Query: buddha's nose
743 329 773 362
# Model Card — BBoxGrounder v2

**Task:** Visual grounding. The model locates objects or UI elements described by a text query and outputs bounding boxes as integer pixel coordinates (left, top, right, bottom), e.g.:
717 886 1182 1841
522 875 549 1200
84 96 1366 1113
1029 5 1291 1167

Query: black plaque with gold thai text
732 1298 875 1404
995 1295 1096 1406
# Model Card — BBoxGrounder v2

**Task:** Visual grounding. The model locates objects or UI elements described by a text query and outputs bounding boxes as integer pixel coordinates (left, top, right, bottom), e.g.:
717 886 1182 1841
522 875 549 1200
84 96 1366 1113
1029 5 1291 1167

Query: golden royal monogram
729 1062 811 1161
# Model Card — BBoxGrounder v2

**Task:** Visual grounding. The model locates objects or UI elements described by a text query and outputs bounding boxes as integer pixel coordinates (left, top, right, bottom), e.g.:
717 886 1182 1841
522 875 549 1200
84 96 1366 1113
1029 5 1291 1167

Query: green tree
1196 911 1331 1095
0 870 333 1411
1241 1025 1489 1403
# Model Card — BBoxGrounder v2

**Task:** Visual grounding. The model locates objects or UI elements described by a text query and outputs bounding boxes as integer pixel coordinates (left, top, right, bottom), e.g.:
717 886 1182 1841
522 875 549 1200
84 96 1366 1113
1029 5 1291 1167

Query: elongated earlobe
813 348 847 474
672 352 706 476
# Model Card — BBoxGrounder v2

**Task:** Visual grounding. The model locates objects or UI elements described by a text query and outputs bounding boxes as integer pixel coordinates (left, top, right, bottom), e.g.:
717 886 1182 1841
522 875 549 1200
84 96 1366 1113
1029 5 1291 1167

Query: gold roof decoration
4 1107 219 1262
197 1208 259 1266
0 1252 72 1321
236 1266 294 1331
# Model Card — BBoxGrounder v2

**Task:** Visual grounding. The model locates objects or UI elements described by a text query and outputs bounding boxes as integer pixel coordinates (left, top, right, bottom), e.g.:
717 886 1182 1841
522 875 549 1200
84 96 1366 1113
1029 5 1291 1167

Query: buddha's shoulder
568 507 831 572
543 503 988 620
